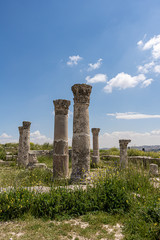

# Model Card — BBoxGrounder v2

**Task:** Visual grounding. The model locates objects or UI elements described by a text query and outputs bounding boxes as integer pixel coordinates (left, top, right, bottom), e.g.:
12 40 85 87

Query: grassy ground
0 212 124 240
0 149 160 240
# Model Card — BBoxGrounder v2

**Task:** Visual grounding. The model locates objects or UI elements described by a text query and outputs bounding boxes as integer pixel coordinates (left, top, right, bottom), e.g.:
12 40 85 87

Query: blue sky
1 0 160 147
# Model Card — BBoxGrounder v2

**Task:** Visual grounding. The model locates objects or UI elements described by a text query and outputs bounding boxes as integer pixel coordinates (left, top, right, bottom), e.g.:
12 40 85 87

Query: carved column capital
53 99 71 115
23 121 31 129
92 128 100 135
18 126 23 134
71 84 92 104
119 139 131 148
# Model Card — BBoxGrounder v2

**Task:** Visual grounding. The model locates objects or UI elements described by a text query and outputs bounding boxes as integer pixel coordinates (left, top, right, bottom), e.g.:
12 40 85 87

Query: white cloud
88 58 102 71
137 40 143 47
86 73 107 84
141 78 153 87
0 133 16 144
30 131 53 144
103 72 152 93
0 133 12 139
68 110 73 118
107 112 160 120
138 61 155 74
140 35 160 59
154 65 160 73
99 130 160 148
67 55 82 66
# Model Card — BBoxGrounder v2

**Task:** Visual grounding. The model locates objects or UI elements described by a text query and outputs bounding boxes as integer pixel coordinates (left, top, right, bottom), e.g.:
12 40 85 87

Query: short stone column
91 128 100 166
53 99 71 178
17 126 23 165
22 121 31 167
71 84 92 182
119 139 131 168
149 164 159 176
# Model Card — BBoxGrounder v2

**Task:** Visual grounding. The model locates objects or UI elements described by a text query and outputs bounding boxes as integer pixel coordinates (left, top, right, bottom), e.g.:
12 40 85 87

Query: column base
53 154 69 179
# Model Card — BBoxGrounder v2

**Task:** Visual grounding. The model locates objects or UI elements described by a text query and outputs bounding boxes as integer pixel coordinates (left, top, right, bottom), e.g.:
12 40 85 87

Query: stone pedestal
149 164 159 176
119 139 131 168
22 121 31 167
53 99 71 179
91 128 100 166
71 84 92 182
17 126 23 165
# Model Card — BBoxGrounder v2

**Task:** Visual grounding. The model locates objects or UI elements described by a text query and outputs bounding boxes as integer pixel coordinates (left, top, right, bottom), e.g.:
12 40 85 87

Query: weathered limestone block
71 84 92 182
28 151 38 165
149 164 159 176
27 163 47 170
91 128 100 166
21 121 31 167
53 99 70 178
119 139 131 168
17 126 23 165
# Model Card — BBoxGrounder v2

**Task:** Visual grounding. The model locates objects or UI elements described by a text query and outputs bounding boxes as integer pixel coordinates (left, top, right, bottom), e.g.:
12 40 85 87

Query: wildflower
126 200 128 203
154 223 157 226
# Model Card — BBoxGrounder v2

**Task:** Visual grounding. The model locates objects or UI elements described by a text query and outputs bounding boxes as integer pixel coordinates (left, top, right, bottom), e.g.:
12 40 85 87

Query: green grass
38 155 53 168
0 148 160 239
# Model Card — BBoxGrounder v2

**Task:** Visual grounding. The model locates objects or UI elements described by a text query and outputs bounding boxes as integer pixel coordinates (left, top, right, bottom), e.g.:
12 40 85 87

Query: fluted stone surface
91 128 100 166
17 126 23 165
53 99 70 178
22 121 31 167
71 84 92 182
119 139 131 168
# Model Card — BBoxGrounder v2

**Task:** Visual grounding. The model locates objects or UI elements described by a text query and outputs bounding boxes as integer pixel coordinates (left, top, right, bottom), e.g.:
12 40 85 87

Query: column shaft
53 99 70 178
71 84 92 182
22 121 31 167
119 139 131 168
17 126 23 165
91 128 100 166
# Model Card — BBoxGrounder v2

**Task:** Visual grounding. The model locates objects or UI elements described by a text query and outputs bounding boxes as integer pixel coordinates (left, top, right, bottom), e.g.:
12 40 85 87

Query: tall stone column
17 126 23 166
71 84 92 182
91 128 100 166
119 139 131 168
22 121 31 167
53 99 71 178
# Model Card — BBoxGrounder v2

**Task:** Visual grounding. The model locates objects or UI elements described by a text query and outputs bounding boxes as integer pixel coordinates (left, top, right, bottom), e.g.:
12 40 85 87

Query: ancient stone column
71 84 92 182
149 164 159 176
22 121 31 167
119 139 131 168
53 99 71 178
91 128 100 166
17 126 23 165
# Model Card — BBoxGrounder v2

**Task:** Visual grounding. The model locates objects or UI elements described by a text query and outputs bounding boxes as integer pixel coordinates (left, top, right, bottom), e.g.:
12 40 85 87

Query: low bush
0 172 130 221
127 148 160 158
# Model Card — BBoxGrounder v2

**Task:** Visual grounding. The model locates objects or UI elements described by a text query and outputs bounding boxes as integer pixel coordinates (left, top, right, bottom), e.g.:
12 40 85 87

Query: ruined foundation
70 84 92 182
22 121 31 167
119 139 131 168
91 128 100 166
53 99 71 179
17 126 23 166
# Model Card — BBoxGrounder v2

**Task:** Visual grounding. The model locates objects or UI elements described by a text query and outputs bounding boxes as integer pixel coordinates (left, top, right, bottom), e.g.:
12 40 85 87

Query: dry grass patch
0 213 124 240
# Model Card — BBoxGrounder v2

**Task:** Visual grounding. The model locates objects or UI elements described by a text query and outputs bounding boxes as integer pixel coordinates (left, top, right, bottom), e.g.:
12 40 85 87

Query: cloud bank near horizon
107 112 160 120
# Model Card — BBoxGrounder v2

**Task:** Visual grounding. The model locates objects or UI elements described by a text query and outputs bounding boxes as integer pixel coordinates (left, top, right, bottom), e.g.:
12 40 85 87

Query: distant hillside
101 145 160 152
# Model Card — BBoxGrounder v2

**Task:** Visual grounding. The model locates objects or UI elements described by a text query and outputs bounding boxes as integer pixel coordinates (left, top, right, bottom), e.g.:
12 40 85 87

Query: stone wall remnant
91 128 100 166
53 99 71 178
119 139 131 168
71 84 92 182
